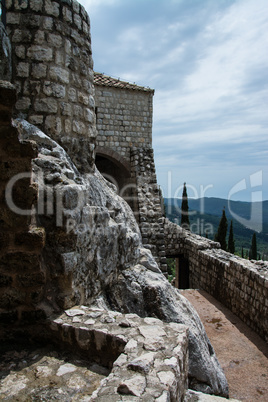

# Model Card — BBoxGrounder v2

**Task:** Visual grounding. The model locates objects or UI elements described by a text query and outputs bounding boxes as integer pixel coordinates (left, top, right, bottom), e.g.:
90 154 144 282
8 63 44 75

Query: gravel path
182 289 268 401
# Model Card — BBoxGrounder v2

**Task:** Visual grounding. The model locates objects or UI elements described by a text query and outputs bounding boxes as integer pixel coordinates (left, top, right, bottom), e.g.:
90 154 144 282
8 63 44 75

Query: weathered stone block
29 114 43 125
73 104 82 117
42 16 53 30
84 108 94 123
65 119 71 134
49 67 69 84
72 0 80 14
43 82 65 98
27 45 53 61
22 14 41 28
16 62 29 77
32 63 47 79
14 0 28 10
47 33 62 48
45 116 62 135
55 50 64 66
6 12 20 25
72 120 85 134
15 45 26 59
12 29 32 43
34 98 57 113
60 102 72 116
34 30 45 44
73 14 82 30
63 6 73 23
44 0 60 17
30 0 43 12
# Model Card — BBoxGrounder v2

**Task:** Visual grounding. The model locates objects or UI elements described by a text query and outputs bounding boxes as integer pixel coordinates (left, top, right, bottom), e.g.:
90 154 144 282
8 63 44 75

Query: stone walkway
1 297 267 401
182 289 268 401
0 345 109 401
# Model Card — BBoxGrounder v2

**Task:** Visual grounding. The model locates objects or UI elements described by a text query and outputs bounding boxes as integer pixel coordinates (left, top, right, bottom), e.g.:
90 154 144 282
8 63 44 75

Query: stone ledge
49 306 189 400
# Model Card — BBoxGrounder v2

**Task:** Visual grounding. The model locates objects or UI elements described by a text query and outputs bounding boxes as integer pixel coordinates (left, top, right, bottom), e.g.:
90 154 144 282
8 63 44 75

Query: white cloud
80 0 120 11
79 0 268 200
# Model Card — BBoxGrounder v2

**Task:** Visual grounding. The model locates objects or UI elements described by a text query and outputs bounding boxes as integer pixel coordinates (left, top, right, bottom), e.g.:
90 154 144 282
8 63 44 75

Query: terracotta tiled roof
94 72 154 93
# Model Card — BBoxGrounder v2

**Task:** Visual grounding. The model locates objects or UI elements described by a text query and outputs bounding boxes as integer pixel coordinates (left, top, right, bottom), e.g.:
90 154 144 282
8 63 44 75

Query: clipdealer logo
228 170 263 232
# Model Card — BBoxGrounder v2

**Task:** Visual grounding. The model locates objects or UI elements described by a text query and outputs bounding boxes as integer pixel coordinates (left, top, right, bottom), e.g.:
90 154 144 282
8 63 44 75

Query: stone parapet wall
164 219 268 342
0 81 45 328
94 81 154 163
6 0 96 172
130 147 167 273
49 305 189 400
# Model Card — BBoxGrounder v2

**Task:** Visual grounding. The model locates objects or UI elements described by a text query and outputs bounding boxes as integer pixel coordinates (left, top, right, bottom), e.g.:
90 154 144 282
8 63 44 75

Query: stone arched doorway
95 147 138 215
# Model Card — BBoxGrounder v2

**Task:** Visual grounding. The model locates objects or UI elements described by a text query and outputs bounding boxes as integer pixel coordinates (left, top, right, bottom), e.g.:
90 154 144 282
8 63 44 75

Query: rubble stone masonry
94 72 154 164
6 0 96 172
0 81 45 329
165 220 268 342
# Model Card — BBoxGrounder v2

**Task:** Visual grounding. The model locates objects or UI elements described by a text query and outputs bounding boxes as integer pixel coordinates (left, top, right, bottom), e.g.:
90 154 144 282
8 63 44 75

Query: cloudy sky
79 0 268 201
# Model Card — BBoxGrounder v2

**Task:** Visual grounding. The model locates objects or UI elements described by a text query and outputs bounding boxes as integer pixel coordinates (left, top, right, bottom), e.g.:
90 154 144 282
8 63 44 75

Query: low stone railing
49 305 189 400
164 219 268 342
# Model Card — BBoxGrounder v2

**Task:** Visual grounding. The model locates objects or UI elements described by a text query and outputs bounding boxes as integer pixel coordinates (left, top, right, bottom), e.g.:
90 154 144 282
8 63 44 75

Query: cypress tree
250 233 257 260
241 247 244 258
228 220 235 254
180 182 190 230
214 208 228 251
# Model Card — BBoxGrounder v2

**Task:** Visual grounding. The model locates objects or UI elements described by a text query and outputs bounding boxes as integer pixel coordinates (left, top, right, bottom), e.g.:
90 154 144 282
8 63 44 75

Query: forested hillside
164 198 268 260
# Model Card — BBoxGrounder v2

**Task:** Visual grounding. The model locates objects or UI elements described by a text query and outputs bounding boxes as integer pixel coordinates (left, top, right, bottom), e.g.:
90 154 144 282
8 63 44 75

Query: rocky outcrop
103 265 228 396
15 119 228 397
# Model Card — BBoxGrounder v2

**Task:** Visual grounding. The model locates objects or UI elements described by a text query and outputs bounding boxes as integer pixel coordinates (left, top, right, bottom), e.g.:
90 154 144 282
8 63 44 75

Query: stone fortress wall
93 71 268 345
0 0 267 398
0 0 235 398
94 73 168 273
3 1 266 342
94 72 154 162
165 220 268 342
0 81 46 325
92 56 268 344
6 0 96 172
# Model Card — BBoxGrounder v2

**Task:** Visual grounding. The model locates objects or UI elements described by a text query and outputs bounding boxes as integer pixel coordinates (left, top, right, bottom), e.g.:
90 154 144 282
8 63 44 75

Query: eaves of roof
94 72 155 94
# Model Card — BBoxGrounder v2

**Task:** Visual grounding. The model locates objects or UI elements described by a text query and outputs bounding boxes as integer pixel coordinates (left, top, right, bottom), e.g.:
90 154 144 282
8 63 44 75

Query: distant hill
164 197 268 260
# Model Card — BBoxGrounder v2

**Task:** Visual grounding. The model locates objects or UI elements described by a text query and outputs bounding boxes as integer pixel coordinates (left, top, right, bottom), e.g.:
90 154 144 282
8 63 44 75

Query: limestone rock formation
15 118 228 397
103 265 228 396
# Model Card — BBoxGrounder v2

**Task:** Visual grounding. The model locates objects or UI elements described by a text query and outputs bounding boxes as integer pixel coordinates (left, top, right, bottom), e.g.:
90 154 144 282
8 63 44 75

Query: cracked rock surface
15 119 229 397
